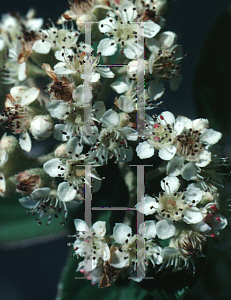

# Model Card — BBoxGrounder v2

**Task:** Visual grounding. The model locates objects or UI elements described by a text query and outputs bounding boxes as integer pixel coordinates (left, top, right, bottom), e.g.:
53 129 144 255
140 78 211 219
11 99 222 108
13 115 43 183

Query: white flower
46 90 105 144
110 222 162 281
19 187 77 225
137 176 205 224
97 2 161 59
32 25 79 55
53 49 114 84
1 43 27 85
90 109 137 164
2 86 40 152
166 117 222 179
73 219 110 271
136 111 177 160
43 137 102 201
146 31 183 90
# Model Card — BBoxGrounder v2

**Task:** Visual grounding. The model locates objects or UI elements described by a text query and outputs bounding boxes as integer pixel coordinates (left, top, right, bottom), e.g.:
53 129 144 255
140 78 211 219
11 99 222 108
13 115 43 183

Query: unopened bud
29 115 54 140
55 143 67 158
16 168 50 195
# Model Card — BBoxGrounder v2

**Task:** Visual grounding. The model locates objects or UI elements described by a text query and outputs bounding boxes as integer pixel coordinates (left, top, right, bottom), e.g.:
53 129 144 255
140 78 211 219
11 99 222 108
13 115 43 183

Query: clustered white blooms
0 0 230 290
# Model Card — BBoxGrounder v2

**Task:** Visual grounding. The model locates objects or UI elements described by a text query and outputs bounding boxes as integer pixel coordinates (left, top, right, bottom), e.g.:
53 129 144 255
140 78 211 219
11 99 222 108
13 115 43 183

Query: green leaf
0 194 78 247
193 5 231 136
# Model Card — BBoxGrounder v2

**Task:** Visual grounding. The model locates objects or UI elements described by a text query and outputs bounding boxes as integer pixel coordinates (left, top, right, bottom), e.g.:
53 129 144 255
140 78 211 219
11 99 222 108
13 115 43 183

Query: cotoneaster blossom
0 85 40 152
137 176 206 225
73 219 110 273
43 137 102 201
97 2 161 59
90 109 137 164
110 222 162 281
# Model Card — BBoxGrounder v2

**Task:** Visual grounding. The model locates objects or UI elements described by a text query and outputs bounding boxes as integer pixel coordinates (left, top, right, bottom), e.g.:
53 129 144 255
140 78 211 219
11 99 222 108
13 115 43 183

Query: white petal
181 162 197 181
119 96 135 113
148 78 165 100
192 118 209 131
183 207 204 224
146 37 160 54
174 116 193 135
136 141 154 159
158 145 176 161
120 127 137 141
72 85 84 105
0 149 8 167
19 131 31 152
18 62 27 82
156 219 176 239
166 156 185 176
184 183 204 204
0 172 6 194
19 196 37 209
55 48 74 62
57 181 78 202
46 100 69 118
161 176 180 193
136 196 158 215
21 87 40 106
66 137 83 155
139 220 156 239
158 31 177 48
110 249 129 268
144 21 161 38
98 18 116 34
102 244 110 261
100 109 119 128
32 40 52 54
113 223 132 244
74 219 88 235
157 111 175 125
93 101 106 119
43 158 63 177
10 86 28 102
195 150 211 167
26 18 43 31
201 128 222 145
110 81 129 94
97 38 117 56
123 43 138 60
191 221 211 233
96 67 114 78
31 187 51 199
120 3 137 21
211 214 227 230
92 221 106 238
54 124 71 141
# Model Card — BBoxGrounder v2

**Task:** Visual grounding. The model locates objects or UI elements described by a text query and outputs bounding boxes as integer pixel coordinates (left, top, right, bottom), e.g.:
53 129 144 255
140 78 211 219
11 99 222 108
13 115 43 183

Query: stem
118 162 137 226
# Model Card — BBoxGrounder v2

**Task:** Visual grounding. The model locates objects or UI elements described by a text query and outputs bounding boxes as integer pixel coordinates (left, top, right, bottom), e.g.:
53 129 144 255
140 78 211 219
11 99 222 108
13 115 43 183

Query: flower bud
16 168 50 195
54 143 67 158
29 115 54 140
0 134 21 156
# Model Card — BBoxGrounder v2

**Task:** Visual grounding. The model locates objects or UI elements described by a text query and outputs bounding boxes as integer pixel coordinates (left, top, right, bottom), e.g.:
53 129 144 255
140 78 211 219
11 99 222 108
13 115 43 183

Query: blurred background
1 0 231 299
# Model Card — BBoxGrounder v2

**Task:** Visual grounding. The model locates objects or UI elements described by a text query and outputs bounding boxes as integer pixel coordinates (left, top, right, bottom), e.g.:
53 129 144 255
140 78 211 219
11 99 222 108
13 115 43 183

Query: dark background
1 0 231 299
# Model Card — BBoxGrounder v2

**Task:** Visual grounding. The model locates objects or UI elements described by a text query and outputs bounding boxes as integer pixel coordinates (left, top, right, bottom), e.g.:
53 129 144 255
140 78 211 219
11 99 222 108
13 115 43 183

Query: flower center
157 192 186 221
175 129 205 160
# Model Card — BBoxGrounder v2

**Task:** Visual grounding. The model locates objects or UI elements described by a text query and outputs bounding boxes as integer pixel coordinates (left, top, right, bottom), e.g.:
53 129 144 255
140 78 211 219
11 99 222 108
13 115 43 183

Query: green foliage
0 194 74 246
193 5 231 137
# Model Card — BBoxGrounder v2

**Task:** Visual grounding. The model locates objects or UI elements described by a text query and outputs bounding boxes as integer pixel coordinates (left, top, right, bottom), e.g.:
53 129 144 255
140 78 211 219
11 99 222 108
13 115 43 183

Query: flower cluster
0 0 230 291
